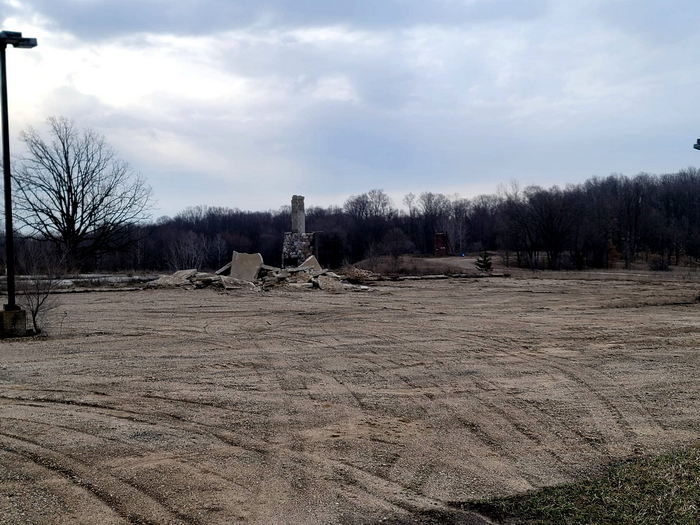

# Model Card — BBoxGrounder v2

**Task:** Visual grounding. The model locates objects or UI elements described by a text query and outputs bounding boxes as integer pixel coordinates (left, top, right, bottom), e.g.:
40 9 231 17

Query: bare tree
344 193 370 221
344 189 394 220
13 117 152 270
381 227 414 272
450 197 470 255
403 193 416 217
210 233 228 269
168 231 208 270
366 189 394 218
417 192 451 252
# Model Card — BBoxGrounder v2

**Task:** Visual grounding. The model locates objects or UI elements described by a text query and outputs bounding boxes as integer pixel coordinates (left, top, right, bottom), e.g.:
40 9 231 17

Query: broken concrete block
215 262 232 275
230 251 264 282
146 269 198 288
317 275 345 292
192 272 220 288
258 265 283 281
287 282 314 289
298 255 322 272
221 276 258 290
287 271 313 284
171 269 198 280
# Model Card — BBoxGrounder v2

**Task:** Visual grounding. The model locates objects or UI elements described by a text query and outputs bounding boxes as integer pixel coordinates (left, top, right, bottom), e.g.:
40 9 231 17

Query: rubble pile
146 269 257 290
146 254 370 292
341 266 382 283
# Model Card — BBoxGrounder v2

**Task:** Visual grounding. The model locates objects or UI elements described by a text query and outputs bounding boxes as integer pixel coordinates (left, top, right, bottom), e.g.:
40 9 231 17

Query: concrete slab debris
215 262 232 275
147 270 258 291
192 273 220 288
147 252 370 293
147 269 198 288
230 251 263 282
286 282 314 290
220 276 258 290
299 255 322 272
316 275 345 292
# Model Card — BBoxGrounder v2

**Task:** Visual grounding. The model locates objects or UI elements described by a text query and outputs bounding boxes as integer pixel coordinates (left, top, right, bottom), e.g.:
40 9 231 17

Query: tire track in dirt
231 336 490 521
2 413 256 496
0 394 269 458
450 327 654 454
0 431 190 524
548 354 670 433
366 324 585 484
523 353 655 447
316 454 485 522
472 313 668 452
1 416 125 445
141 393 263 415
418 327 643 479
463 375 599 483
1 398 272 522
321 349 543 493
311 322 570 493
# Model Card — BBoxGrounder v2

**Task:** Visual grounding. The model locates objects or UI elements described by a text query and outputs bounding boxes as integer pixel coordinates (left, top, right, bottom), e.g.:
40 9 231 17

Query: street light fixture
694 138 700 151
1 30 37 337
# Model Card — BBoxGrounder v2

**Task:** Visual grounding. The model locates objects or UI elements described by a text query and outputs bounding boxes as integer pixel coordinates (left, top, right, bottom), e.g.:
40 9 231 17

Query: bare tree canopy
13 117 152 268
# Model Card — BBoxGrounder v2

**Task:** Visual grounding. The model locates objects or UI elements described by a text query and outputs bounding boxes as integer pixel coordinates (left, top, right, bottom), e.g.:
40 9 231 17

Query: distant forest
7 168 700 273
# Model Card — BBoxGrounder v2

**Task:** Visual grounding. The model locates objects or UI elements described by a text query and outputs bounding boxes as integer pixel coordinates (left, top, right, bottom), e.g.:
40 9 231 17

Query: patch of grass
451 447 700 524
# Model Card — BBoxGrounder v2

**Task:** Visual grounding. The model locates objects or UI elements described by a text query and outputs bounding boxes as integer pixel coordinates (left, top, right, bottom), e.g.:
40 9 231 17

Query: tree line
9 168 692 273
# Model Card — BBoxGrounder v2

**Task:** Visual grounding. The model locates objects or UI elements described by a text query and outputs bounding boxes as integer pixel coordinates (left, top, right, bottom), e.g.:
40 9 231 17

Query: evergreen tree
475 251 493 273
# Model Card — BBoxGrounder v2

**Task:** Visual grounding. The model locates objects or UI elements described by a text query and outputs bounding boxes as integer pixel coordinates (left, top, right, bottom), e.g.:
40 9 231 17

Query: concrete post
291 195 305 234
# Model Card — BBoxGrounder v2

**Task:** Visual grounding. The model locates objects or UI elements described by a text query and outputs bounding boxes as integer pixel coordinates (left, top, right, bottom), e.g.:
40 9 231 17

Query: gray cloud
596 1 700 44
17 0 549 39
3 0 700 215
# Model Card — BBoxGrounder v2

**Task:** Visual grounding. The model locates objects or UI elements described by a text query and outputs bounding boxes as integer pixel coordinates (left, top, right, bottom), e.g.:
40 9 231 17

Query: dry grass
457 446 700 524
356 254 477 276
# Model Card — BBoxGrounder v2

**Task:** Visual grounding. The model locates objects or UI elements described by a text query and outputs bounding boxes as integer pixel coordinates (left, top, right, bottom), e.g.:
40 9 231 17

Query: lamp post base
1 307 26 337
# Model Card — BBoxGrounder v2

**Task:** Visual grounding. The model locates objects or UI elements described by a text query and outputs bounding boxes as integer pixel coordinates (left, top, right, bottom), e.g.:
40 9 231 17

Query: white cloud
310 76 359 102
3 0 700 215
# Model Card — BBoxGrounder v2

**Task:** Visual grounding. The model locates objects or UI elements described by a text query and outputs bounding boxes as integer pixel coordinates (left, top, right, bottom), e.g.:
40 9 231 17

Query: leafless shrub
17 240 63 334
648 254 670 272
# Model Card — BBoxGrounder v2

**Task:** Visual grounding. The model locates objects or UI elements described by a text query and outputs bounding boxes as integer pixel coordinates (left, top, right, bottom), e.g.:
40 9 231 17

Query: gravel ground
0 271 698 524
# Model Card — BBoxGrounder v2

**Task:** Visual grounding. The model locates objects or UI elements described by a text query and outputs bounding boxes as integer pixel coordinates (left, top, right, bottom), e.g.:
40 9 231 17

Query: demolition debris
147 253 371 292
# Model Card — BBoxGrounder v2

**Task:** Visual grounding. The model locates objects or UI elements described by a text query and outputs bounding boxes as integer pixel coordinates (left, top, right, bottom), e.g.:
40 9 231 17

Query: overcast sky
2 0 700 217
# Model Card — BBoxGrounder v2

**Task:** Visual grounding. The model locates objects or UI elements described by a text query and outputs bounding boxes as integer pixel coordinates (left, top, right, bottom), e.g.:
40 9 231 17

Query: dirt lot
1 270 698 524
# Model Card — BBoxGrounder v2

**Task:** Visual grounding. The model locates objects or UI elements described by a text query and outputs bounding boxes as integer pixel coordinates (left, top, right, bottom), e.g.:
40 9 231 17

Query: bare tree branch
13 117 153 269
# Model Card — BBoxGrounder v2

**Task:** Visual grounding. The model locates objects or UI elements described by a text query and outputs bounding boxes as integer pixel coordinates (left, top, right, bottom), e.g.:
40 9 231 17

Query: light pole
1 31 36 337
